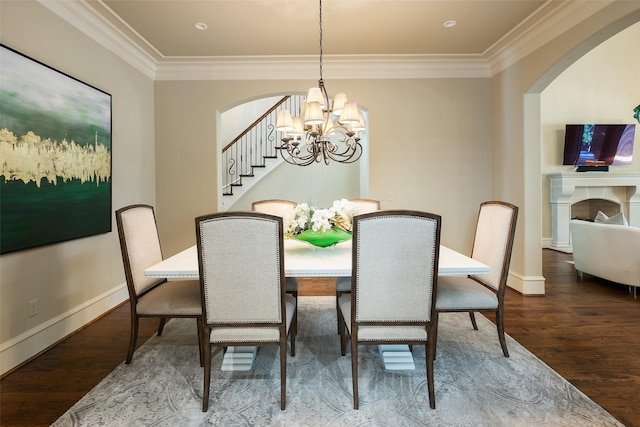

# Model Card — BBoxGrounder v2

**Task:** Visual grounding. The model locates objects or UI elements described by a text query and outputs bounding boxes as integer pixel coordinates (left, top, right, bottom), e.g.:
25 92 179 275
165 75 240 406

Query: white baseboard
541 237 552 248
0 283 128 376
507 271 546 295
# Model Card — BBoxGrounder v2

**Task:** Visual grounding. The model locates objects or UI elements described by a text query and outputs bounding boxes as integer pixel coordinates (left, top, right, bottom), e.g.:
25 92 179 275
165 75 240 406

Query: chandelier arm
325 144 363 164
321 147 331 165
279 145 318 166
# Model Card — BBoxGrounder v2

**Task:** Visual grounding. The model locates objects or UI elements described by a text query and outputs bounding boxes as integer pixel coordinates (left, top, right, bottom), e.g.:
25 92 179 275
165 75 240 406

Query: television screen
562 124 635 166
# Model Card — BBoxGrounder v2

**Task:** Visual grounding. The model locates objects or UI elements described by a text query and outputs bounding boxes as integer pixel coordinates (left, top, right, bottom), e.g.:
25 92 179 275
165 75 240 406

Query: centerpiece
285 199 358 248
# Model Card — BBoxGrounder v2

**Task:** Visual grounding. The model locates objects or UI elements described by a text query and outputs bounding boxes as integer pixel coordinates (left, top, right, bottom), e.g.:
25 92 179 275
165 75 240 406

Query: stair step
239 174 254 178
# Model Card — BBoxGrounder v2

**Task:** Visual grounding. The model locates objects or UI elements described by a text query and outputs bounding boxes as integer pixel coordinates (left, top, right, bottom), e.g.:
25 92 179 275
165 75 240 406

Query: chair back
115 204 165 298
251 199 297 218
353 210 441 324
195 212 285 327
348 198 380 214
469 201 519 294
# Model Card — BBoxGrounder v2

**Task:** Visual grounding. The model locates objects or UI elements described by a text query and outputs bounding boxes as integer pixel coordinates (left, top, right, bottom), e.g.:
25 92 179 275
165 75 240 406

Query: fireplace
571 199 620 221
549 172 640 252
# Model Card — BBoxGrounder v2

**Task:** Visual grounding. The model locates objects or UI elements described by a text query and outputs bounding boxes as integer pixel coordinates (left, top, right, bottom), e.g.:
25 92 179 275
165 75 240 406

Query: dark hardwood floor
1 249 638 426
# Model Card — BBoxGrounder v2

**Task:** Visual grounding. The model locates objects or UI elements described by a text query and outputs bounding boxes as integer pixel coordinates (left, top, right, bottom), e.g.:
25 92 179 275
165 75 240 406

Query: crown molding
37 0 158 79
154 55 491 81
486 0 614 75
41 0 611 81
39 0 493 81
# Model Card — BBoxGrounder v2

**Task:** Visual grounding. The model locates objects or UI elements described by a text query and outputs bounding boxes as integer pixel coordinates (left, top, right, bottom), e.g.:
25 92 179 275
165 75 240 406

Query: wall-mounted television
562 124 636 170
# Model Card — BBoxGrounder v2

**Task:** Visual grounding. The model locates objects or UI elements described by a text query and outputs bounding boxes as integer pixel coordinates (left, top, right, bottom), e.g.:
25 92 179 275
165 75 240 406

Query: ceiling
91 0 550 59
45 0 617 79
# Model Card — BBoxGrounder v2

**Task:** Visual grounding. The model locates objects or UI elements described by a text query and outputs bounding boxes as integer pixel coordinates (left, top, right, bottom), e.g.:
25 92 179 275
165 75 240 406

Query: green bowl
293 227 352 248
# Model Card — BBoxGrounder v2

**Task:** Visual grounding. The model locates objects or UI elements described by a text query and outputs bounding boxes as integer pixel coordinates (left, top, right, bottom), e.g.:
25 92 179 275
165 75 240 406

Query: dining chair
195 211 297 412
251 199 297 218
335 198 381 332
434 201 518 357
251 199 299 333
337 210 441 409
115 204 203 365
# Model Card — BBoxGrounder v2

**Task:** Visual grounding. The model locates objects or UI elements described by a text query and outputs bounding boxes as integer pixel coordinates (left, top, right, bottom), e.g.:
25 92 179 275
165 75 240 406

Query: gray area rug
54 296 621 426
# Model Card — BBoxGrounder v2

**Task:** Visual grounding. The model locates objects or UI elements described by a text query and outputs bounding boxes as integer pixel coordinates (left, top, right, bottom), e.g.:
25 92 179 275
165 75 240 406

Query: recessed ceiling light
443 20 457 28
194 22 208 30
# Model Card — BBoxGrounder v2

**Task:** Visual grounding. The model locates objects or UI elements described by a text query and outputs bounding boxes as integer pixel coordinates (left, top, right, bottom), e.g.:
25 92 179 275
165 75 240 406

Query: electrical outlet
28 299 38 317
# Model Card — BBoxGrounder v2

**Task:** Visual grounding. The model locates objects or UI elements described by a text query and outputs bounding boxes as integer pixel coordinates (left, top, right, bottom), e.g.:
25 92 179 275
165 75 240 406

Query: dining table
145 239 490 279
144 238 490 371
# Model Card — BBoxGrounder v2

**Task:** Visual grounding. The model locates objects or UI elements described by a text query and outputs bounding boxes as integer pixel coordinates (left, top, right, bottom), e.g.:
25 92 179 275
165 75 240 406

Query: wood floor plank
1 249 638 426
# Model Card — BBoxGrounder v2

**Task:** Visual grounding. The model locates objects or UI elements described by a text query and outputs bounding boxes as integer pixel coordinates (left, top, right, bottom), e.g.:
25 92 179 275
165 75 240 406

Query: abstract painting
0 44 112 254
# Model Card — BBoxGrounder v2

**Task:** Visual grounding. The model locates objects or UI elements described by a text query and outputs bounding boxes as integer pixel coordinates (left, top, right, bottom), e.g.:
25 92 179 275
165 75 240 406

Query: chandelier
276 0 365 166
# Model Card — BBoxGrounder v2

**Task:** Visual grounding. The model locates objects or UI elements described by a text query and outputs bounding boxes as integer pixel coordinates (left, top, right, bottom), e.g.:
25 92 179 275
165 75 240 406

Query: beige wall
491 3 640 294
540 22 640 242
2 0 640 375
154 78 494 256
0 1 155 374
230 160 362 211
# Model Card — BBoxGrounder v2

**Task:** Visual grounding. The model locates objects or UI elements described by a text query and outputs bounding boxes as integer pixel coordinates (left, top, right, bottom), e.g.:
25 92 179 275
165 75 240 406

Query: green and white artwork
0 44 112 255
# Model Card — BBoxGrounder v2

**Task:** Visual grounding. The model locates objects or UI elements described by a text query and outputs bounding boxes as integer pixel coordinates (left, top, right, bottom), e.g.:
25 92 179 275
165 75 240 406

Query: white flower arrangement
285 199 359 237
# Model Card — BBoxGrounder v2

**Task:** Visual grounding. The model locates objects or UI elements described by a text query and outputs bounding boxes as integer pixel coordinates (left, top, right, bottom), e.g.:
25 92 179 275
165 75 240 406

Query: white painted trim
0 284 129 376
37 0 157 79
541 237 553 249
154 56 491 81
507 271 546 295
40 0 617 81
486 1 614 74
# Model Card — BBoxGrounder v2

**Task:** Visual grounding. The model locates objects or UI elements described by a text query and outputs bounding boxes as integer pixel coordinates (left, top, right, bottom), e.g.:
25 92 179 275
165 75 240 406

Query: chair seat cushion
137 280 201 315
436 276 498 311
335 276 350 292
338 294 428 341
209 294 296 343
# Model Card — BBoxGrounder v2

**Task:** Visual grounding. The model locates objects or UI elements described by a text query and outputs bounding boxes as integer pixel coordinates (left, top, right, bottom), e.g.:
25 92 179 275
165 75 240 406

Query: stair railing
221 95 304 196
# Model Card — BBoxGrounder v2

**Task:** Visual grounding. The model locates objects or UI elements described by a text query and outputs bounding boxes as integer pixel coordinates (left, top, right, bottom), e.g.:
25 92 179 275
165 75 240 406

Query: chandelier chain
318 0 323 81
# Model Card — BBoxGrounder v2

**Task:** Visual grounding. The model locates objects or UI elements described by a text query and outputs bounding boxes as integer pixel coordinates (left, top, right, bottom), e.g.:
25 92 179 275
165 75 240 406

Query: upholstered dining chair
335 198 381 332
251 199 297 218
251 199 299 296
115 204 203 365
195 211 297 412
435 201 518 357
337 210 441 409
251 199 299 334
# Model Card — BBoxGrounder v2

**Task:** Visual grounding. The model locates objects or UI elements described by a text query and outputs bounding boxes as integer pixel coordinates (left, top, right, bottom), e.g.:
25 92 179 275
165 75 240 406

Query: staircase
221 96 304 205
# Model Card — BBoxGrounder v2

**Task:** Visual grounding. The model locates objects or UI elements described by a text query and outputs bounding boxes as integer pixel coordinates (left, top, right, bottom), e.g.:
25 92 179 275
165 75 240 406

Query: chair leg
469 312 478 330
126 315 140 364
338 310 348 356
426 341 436 409
280 341 287 410
196 318 204 367
336 290 342 334
432 312 439 361
290 307 297 357
291 290 299 335
202 339 211 412
157 317 168 336
496 309 509 357
351 336 359 409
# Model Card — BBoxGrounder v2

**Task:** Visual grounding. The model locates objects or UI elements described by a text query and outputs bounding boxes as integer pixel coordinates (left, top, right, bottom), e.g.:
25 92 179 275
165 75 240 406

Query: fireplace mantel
549 172 640 252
